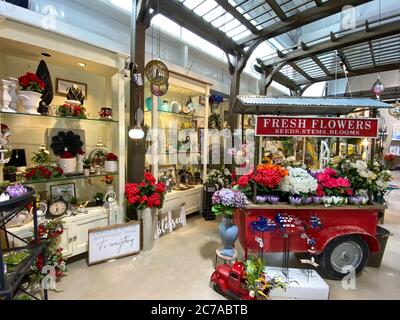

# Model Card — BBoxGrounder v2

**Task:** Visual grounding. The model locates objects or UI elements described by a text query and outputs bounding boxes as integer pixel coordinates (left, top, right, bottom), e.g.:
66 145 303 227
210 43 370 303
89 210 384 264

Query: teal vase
219 216 238 257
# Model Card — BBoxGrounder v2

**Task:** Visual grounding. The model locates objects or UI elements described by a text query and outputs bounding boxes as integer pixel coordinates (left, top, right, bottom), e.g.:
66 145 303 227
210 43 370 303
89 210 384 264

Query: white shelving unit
0 19 128 255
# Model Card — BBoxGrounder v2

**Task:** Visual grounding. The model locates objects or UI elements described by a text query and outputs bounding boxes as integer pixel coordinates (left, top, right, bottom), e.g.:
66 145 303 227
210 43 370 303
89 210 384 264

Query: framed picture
154 164 177 182
393 124 400 141
50 183 76 203
56 78 87 97
389 145 400 155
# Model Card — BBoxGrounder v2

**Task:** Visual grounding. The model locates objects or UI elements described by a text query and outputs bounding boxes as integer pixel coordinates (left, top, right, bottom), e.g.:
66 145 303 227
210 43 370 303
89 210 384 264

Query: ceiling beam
337 48 352 72
288 62 313 81
368 41 377 68
314 0 323 6
265 0 287 21
214 0 260 34
294 62 400 85
311 56 331 76
239 0 373 45
150 0 243 54
260 19 400 65
255 63 300 92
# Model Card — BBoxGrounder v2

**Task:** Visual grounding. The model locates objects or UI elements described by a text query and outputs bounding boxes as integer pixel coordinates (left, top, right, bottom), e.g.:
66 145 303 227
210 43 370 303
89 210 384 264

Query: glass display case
144 71 211 187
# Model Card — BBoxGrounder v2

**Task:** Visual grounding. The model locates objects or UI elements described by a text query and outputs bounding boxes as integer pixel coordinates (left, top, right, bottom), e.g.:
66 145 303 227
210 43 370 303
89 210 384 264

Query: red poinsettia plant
24 165 63 181
18 72 45 93
316 167 352 197
106 152 118 161
125 172 166 210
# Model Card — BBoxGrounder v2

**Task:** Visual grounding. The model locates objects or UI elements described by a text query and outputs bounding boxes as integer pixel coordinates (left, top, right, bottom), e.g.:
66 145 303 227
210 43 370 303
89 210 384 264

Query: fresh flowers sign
256 116 378 138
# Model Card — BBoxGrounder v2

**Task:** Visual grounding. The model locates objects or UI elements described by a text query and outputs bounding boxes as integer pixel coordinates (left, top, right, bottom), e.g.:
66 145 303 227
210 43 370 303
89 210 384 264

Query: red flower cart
230 96 391 279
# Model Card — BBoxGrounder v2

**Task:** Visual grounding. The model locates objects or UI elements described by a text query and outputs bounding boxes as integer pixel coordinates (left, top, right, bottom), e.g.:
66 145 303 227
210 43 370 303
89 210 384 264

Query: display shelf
144 109 205 118
0 193 47 300
1 245 44 297
0 111 119 123
21 172 119 185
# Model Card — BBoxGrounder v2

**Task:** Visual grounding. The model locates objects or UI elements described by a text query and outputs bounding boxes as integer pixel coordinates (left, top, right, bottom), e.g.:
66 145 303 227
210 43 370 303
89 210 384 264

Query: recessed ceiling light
78 62 86 67
41 52 51 57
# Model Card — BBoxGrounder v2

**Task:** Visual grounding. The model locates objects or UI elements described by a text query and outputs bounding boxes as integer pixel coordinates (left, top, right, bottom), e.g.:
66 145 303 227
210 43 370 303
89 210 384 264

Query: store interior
1 0 400 300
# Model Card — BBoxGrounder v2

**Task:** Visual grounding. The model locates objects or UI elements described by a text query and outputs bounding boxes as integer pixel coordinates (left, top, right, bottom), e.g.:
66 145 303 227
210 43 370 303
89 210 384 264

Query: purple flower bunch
6 184 27 198
212 188 247 210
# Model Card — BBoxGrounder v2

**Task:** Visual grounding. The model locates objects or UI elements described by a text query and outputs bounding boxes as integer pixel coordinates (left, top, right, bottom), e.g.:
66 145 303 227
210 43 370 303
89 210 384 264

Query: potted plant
104 152 118 173
95 193 104 206
211 188 247 257
17 72 45 114
125 172 166 251
384 153 397 170
58 150 76 174
102 175 114 194
31 144 50 166
83 158 91 176
3 166 17 182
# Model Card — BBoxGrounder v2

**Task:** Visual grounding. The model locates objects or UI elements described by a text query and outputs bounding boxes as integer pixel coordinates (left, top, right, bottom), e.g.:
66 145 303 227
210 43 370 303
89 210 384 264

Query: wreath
50 131 83 157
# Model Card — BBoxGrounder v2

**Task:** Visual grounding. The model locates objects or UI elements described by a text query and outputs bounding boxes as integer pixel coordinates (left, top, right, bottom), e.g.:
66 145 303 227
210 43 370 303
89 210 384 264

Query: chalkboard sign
88 222 140 265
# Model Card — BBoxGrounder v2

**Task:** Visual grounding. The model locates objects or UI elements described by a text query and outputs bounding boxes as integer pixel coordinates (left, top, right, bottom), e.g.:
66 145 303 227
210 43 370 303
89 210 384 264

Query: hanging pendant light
372 76 384 99
128 125 145 141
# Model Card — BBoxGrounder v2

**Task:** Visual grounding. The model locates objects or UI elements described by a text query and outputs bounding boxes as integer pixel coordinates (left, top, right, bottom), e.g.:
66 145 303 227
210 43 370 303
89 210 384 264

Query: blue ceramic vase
219 216 238 257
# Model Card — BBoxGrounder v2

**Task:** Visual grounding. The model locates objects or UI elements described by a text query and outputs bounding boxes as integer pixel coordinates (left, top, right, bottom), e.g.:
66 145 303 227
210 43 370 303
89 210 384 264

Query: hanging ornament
145 60 169 86
372 77 384 99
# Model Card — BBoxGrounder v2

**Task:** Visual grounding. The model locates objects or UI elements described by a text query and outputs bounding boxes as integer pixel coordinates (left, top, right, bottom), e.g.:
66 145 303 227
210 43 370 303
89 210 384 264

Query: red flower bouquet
24 165 63 181
235 164 288 197
384 153 396 162
18 72 45 93
125 172 165 210
316 168 352 197
106 152 118 161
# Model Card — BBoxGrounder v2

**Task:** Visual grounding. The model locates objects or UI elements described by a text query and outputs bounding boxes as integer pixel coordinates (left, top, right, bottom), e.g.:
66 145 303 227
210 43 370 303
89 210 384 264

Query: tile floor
50 172 400 300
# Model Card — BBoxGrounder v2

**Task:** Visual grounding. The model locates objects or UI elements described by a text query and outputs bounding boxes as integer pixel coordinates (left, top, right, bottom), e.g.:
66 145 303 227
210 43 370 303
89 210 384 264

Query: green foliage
31 145 51 166
211 204 233 217
3 166 17 174
95 193 104 200
206 169 231 189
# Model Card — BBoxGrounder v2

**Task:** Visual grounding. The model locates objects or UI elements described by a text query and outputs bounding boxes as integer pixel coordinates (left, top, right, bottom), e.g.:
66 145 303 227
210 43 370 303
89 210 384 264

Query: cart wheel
320 235 369 280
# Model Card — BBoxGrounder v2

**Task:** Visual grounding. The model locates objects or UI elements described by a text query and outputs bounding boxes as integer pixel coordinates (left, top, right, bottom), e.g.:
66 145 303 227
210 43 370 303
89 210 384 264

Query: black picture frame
50 183 76 203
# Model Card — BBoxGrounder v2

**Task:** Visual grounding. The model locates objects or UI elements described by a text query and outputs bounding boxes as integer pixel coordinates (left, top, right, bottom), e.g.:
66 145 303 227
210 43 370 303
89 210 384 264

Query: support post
127 2 149 183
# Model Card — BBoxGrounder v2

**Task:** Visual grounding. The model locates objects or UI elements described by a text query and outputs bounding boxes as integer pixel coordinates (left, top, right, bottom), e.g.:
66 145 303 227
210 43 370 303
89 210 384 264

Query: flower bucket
139 208 157 252
19 90 41 114
58 157 76 174
104 160 118 173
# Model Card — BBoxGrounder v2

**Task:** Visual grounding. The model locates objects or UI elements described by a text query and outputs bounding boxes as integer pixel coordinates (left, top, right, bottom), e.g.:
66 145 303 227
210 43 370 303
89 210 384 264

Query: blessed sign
155 207 187 239
256 116 378 138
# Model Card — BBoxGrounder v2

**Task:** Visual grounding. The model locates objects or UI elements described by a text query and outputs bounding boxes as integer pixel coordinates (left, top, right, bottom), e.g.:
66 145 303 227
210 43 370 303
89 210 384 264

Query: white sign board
88 222 140 265
155 206 186 239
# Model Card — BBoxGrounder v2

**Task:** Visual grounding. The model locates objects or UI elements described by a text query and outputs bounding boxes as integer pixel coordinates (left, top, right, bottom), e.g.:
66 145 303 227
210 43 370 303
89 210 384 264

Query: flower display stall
230 96 392 280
